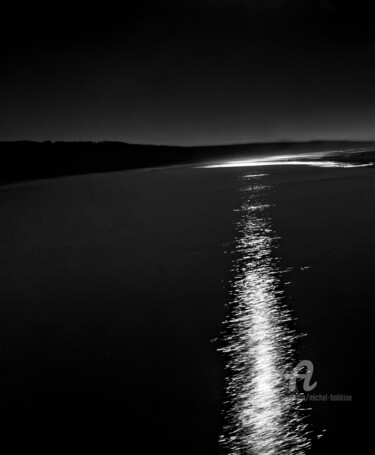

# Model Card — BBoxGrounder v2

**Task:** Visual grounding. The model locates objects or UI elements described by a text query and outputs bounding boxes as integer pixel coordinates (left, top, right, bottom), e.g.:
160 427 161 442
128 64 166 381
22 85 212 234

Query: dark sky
1 1 375 145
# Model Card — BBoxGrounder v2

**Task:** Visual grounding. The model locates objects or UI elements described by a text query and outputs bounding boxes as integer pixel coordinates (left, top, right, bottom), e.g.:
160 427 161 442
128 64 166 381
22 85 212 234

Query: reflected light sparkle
220 173 311 455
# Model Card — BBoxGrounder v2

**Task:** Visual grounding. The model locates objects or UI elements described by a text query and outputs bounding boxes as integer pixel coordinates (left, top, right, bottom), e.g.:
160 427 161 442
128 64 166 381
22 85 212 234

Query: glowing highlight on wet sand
200 152 374 169
202 159 372 168
220 174 310 455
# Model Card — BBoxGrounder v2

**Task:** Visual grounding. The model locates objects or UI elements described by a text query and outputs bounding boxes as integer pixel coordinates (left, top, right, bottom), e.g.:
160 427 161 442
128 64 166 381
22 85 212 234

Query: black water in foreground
0 161 371 453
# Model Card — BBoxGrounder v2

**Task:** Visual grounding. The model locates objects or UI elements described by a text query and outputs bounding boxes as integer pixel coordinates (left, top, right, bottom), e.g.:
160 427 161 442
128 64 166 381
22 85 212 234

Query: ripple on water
220 173 311 455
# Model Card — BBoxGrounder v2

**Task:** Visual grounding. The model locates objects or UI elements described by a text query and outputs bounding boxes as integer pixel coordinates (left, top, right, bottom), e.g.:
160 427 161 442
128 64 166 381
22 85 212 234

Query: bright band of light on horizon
200 158 373 169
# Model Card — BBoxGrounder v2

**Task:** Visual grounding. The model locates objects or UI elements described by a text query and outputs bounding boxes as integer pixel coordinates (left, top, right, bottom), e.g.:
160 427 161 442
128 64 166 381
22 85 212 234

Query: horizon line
1 138 375 148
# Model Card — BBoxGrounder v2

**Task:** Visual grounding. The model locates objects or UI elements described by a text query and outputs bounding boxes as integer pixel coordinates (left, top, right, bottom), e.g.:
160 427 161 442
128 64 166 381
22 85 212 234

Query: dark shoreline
1 140 374 185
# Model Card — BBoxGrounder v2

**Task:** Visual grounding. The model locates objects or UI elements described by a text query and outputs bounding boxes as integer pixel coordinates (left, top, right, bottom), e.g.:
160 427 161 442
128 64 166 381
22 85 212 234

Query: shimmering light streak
220 174 310 455
202 159 372 168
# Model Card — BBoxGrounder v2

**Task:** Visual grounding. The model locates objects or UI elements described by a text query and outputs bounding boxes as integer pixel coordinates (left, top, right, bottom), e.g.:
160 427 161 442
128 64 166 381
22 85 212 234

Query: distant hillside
1 140 374 185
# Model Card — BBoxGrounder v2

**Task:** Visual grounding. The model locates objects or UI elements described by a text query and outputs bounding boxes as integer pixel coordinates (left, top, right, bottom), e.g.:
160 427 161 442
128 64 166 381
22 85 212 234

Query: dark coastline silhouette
1 140 374 185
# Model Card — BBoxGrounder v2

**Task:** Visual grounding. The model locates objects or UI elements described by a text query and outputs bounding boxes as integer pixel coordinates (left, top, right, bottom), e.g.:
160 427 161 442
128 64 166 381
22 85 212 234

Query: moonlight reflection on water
220 174 311 455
